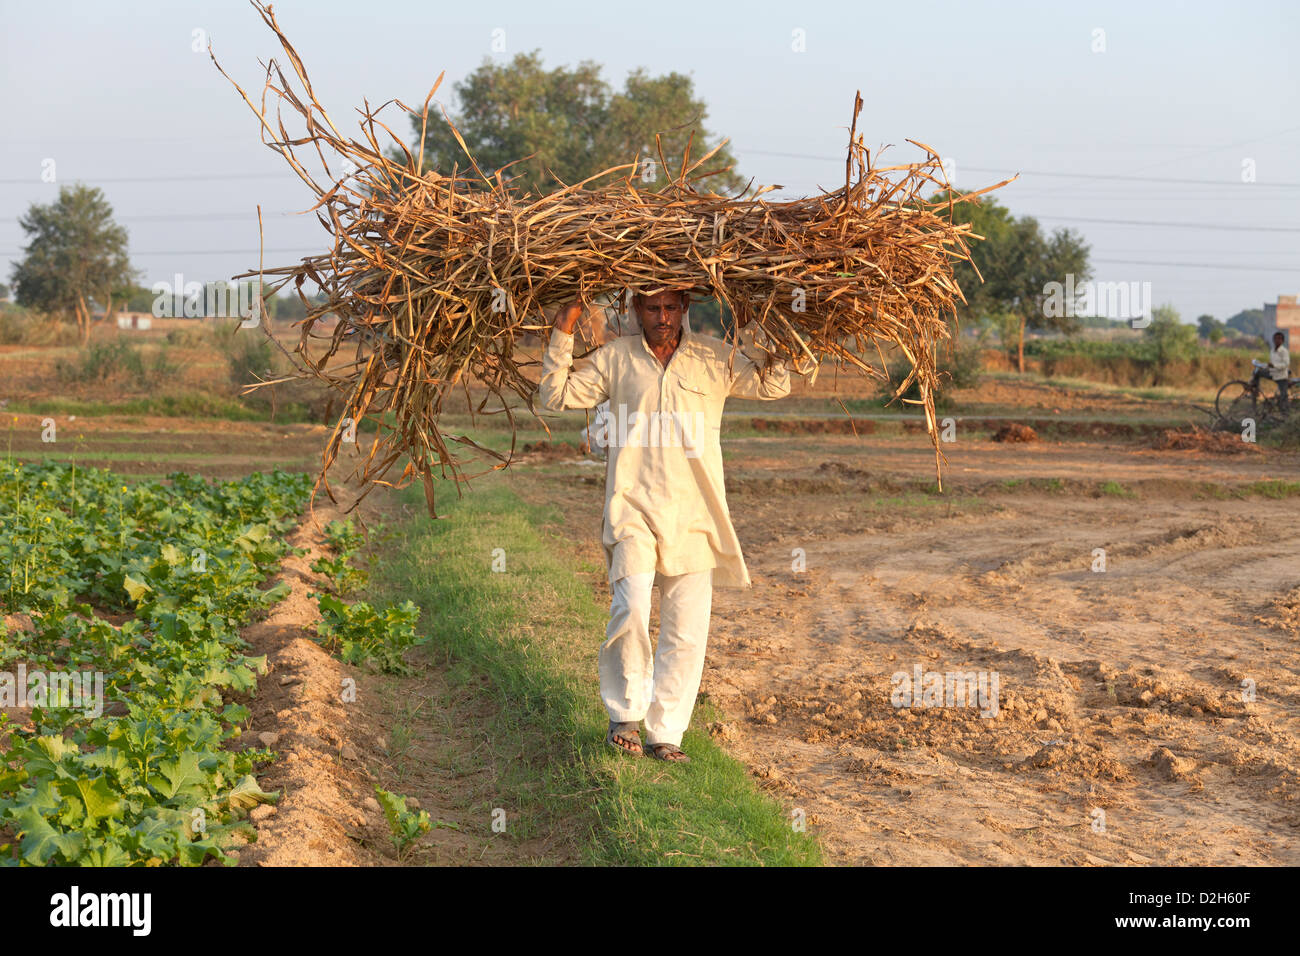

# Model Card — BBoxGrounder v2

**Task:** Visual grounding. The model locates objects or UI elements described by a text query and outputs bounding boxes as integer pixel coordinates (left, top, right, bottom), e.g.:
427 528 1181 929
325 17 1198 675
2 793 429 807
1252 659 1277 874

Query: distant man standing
539 289 803 761
1265 331 1291 413
1253 330 1294 413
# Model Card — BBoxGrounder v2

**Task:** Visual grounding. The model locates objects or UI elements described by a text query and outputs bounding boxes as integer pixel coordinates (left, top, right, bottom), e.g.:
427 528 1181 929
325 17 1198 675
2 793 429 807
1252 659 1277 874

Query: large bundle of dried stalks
215 2 1009 513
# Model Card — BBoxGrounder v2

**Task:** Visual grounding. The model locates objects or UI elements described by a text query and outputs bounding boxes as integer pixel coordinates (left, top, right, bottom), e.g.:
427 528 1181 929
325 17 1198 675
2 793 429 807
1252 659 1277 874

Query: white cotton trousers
600 569 713 747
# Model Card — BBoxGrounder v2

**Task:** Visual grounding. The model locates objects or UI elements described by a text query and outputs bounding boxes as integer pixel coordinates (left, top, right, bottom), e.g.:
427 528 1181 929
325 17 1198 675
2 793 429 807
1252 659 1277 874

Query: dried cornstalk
213 1 1010 513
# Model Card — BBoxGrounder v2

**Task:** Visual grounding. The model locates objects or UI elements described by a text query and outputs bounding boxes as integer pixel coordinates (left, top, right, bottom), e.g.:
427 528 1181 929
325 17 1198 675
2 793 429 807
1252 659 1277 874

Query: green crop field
0 462 311 865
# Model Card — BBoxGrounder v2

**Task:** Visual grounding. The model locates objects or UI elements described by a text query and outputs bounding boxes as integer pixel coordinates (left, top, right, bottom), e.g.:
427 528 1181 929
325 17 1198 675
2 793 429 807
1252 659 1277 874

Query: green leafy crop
311 594 423 675
310 518 369 594
373 785 456 860
0 461 310 866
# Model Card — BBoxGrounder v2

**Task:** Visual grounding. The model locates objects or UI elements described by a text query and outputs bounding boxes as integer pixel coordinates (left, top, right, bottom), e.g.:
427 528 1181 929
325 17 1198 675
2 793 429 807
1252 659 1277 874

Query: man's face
635 290 687 348
1275 334 1285 347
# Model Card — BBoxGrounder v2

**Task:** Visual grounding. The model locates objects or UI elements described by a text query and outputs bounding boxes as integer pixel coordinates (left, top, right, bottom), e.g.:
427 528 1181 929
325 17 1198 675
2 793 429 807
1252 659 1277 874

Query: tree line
4 51 1280 358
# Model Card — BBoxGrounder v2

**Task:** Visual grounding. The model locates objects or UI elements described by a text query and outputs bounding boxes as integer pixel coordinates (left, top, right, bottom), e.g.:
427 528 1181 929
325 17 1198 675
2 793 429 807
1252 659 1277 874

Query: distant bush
1025 338 1156 362
164 323 221 348
223 331 276 394
55 339 177 387
218 326 333 422
878 337 981 411
1021 337 1256 389
0 304 77 346
1271 414 1300 449
1144 308 1199 384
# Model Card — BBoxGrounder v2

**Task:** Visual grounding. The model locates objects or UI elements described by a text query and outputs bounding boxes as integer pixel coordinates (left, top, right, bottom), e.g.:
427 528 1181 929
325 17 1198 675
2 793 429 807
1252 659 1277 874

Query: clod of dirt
520 440 583 460
751 417 874 435
1151 427 1259 455
991 423 1038 443
1260 586 1300 633
1 614 34 636
1146 747 1197 781
816 461 870 480
1077 661 1244 718
1018 739 1130 781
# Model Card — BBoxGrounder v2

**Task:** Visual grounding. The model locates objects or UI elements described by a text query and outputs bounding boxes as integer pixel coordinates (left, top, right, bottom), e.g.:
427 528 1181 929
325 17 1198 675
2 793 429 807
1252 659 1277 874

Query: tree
0 283 9 302
1225 308 1269 339
10 184 136 344
1197 313 1226 343
938 190 1017 322
120 284 156 313
273 289 328 322
936 190 1091 372
408 52 745 196
687 296 734 339
1146 304 1198 383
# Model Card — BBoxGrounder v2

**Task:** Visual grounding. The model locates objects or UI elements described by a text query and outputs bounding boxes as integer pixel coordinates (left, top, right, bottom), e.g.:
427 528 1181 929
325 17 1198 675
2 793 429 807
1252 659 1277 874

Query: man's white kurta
538 327 790 588
1269 343 1290 380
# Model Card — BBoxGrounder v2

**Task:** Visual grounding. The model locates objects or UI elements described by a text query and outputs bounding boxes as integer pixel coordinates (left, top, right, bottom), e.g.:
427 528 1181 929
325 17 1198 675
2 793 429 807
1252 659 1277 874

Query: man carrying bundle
539 289 806 762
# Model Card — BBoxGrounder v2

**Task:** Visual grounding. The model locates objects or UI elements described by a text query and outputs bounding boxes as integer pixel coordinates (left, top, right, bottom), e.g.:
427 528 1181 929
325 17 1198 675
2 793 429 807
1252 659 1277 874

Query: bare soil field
6 351 1297 865
0 414 333 478
519 429 1300 866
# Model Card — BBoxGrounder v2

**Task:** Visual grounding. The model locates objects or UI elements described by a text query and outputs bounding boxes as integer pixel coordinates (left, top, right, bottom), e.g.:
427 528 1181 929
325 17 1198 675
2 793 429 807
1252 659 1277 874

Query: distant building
1264 294 1299 344
115 312 153 330
92 311 210 331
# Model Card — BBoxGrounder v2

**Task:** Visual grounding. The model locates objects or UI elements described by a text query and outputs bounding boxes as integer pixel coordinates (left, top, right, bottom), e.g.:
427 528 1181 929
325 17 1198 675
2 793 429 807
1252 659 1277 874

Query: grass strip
370 476 822 866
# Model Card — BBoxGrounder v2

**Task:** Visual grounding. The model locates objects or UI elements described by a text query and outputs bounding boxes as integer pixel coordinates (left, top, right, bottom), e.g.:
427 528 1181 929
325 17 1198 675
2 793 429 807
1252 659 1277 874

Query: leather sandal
645 742 690 763
607 721 643 756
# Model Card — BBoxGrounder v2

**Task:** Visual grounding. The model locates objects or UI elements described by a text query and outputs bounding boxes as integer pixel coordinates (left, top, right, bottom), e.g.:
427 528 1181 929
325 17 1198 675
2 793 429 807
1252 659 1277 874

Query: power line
0 172 301 186
0 248 318 257
1029 125 1300 200
1091 258 1298 272
0 250 1290 276
0 211 301 224
964 167 1299 188
1091 248 1300 255
5 152 1299 191
741 149 1300 188
1033 215 1300 233
6 210 1297 236
980 194 1300 202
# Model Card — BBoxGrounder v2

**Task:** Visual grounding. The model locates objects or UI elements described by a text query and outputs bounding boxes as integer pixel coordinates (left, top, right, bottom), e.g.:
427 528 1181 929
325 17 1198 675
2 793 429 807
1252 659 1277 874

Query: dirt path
235 493 568 865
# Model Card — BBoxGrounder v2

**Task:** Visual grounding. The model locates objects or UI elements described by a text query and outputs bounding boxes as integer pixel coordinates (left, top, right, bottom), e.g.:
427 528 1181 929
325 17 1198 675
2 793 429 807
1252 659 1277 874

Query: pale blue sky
2 0 1297 321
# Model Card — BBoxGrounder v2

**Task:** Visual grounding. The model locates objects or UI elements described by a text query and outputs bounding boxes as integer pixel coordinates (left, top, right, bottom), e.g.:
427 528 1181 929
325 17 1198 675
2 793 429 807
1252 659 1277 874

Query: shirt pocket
673 377 713 413
672 378 720 453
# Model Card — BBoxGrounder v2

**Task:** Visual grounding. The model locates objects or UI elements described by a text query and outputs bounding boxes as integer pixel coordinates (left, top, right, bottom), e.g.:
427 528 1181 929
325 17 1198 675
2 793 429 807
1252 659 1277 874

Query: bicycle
1215 360 1296 427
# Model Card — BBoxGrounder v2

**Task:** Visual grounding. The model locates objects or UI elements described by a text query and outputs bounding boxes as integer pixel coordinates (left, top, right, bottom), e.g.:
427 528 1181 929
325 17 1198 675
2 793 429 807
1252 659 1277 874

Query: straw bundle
214 2 1010 513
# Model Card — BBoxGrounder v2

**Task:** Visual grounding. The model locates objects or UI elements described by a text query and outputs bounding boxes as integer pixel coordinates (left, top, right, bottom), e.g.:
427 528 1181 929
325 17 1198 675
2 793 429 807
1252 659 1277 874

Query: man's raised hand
554 302 584 335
